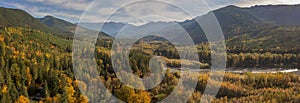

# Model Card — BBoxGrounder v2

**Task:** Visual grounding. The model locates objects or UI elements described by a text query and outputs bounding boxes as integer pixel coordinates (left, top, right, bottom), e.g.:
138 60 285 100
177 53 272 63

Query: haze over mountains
1 4 300 50
79 5 300 36
77 5 300 49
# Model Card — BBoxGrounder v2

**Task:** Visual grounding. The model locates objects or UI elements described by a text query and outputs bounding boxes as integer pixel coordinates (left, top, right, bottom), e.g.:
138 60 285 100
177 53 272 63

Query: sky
1 0 300 25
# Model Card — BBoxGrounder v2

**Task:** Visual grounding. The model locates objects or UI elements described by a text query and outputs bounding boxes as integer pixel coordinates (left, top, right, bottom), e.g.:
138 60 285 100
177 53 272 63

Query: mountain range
78 5 300 46
0 7 110 39
1 5 300 50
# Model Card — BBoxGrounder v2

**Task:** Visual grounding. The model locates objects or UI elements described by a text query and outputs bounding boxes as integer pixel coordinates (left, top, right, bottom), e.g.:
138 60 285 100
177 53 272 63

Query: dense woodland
0 27 299 103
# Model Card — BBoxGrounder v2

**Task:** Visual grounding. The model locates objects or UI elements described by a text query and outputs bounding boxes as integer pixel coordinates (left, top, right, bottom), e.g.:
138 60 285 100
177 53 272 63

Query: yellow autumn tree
77 94 89 103
1 85 8 93
128 91 151 103
64 76 76 103
115 86 135 102
15 95 30 103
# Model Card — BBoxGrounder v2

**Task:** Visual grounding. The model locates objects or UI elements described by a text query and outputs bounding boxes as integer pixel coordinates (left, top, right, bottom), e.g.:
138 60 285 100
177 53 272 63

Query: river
170 68 299 74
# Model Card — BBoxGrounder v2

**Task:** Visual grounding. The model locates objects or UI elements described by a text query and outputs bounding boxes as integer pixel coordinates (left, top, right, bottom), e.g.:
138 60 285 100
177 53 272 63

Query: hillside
227 25 300 51
0 27 82 102
0 7 76 39
38 15 80 34
246 4 300 26
0 7 51 32
38 15 112 40
0 7 111 40
156 5 300 51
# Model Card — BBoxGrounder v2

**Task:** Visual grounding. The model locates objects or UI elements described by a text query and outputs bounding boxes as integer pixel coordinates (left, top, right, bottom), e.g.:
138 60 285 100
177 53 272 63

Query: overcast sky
1 0 300 25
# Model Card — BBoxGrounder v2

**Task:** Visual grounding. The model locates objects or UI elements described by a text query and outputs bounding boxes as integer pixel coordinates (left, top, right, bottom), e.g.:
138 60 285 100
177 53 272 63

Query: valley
0 4 300 103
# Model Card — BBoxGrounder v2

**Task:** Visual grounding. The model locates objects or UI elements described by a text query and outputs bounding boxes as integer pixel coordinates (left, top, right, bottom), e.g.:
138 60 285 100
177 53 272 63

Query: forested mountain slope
0 27 86 102
0 7 51 33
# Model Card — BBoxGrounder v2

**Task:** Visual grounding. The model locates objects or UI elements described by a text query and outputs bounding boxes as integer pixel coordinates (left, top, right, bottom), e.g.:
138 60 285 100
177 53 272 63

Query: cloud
80 0 210 25
26 0 92 11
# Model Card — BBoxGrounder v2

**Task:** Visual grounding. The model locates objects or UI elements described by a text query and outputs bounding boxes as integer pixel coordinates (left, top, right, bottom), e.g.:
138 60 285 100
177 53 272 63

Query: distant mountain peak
40 15 67 22
44 15 53 17
224 5 240 8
